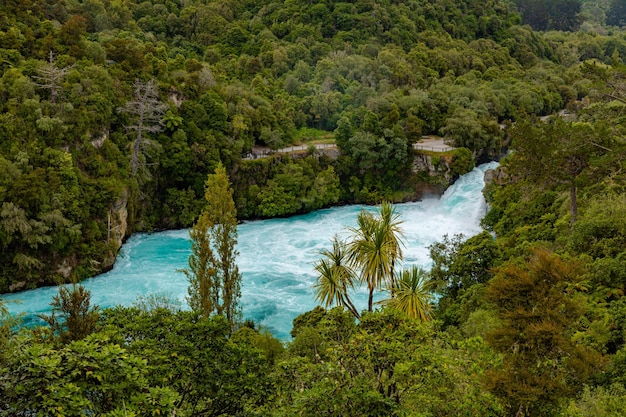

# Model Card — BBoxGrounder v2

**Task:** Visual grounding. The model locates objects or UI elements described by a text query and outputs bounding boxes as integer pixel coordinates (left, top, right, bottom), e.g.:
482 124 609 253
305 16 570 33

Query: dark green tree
39 283 100 344
101 308 273 416
515 0 581 31
485 248 603 417
181 162 242 328
508 118 613 226
429 231 500 327
430 232 500 297
0 332 179 416
347 202 405 312
440 108 502 160
279 309 503 416
313 235 360 319
607 0 626 27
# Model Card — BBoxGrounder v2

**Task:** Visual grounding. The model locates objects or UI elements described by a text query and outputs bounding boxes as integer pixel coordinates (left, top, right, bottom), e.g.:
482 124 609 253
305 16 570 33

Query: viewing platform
413 136 456 152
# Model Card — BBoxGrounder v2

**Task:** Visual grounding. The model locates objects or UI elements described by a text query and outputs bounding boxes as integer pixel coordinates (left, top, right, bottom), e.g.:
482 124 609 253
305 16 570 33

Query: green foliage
0 332 179 417
482 178 561 250
278 309 504 416
430 232 501 293
1 307 277 416
1 0 603 294
181 162 242 327
100 308 274 416
607 0 626 26
39 283 100 344
255 158 341 217
514 0 582 31
485 248 604 416
568 193 626 259
508 118 612 226
451 147 476 178
340 126 412 196
441 107 503 160
381 265 433 321
230 325 285 366
561 384 626 417
429 231 501 327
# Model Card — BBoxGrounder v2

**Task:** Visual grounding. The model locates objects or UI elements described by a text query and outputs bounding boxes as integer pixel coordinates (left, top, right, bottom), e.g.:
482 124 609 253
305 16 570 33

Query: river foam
2 162 498 339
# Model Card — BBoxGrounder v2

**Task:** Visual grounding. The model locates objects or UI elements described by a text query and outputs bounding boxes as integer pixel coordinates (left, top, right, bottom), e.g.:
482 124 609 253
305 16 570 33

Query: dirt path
243 143 337 160
244 136 454 160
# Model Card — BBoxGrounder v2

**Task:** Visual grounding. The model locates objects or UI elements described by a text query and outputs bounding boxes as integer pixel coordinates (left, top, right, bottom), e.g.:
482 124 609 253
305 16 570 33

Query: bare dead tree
118 79 168 182
34 51 72 105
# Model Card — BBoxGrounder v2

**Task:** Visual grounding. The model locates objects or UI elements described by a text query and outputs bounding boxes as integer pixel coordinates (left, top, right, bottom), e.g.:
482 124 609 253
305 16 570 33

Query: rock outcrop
484 166 509 185
101 192 129 271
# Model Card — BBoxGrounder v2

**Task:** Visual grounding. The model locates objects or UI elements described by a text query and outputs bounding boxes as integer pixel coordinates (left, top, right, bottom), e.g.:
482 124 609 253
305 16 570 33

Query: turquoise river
3 162 498 339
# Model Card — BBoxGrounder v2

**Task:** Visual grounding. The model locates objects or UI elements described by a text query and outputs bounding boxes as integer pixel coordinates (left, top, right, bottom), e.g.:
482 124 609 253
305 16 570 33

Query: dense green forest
2 0 626 415
5 0 624 292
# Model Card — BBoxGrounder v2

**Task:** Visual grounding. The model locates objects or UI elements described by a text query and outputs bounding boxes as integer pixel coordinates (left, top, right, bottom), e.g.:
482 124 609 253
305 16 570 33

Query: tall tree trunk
390 259 397 298
343 297 360 319
131 118 143 177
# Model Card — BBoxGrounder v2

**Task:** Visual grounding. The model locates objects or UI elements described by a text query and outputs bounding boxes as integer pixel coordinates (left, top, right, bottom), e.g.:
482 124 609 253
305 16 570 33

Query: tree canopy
181 162 242 328
2 1 626 416
3 0 618 292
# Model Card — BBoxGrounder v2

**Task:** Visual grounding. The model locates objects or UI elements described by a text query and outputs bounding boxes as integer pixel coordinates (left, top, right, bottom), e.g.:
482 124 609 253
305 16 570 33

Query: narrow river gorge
3 162 498 339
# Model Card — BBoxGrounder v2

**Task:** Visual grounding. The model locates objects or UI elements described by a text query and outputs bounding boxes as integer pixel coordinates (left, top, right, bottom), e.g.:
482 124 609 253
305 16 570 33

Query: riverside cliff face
5 193 129 293
411 152 456 192
44 193 128 291
483 166 509 186
101 192 129 272
413 153 454 181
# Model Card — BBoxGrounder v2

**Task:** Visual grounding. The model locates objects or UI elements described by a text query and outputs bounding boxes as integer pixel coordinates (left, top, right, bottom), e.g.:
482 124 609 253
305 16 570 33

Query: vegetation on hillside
181 162 242 328
5 0 626 291
2 0 626 415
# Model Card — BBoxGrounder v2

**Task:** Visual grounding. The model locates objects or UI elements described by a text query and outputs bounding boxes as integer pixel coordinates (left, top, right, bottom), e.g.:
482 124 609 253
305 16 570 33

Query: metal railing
243 143 337 160
413 144 456 152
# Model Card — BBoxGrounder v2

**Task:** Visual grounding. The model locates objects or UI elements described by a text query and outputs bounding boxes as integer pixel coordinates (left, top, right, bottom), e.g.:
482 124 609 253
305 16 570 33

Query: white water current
2 162 498 339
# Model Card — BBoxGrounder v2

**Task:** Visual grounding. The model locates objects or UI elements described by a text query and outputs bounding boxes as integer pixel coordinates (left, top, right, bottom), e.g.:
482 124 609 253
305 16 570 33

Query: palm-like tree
348 203 405 312
379 201 405 293
313 236 360 319
382 265 432 321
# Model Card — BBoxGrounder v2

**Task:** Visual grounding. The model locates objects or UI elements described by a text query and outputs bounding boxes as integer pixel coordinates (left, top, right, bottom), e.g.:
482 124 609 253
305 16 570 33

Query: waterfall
3 162 498 339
